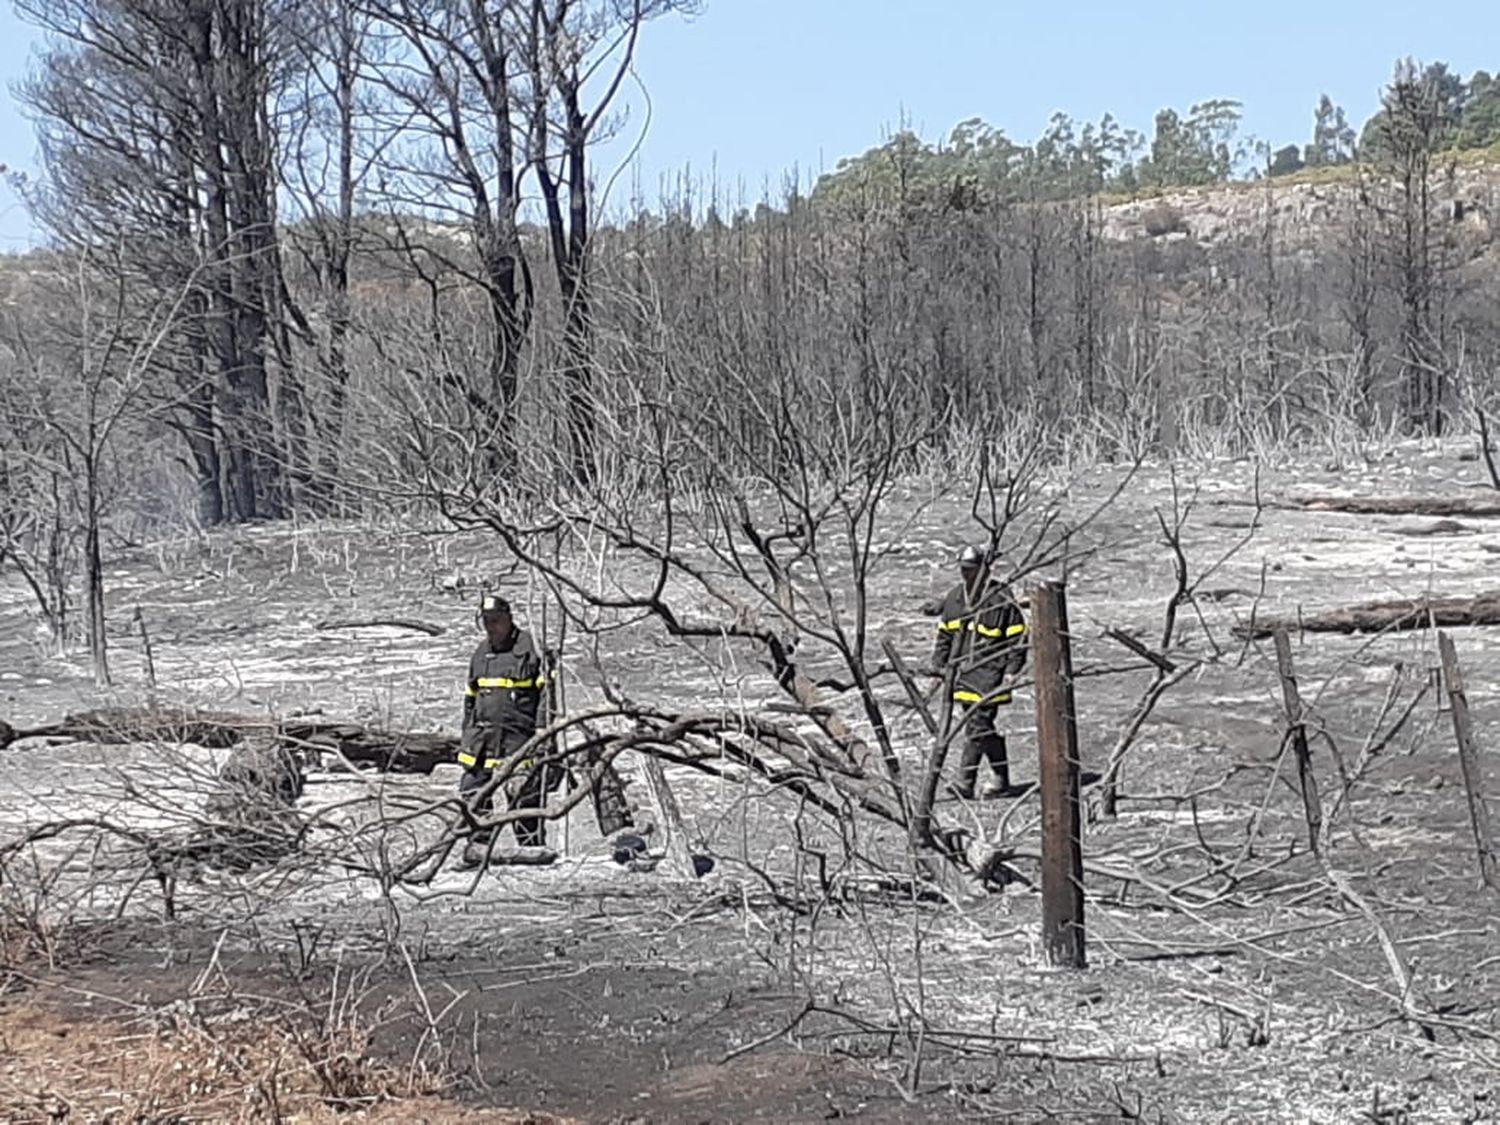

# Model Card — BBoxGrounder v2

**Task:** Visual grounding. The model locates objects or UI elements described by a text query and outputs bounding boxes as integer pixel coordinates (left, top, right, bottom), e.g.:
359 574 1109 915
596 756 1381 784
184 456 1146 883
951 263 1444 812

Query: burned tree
18 0 299 523
358 229 1132 892
0 251 194 682
358 0 535 453
1370 60 1456 436
518 0 692 481
278 0 373 511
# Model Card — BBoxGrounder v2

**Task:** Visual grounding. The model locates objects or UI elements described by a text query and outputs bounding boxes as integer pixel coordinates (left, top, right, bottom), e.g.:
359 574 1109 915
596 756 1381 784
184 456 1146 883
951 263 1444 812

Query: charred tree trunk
83 446 109 687
188 2 255 522
535 80 595 484
188 0 282 524
219 0 284 518
525 0 652 485
1342 176 1380 422
177 292 225 527
165 98 226 527
367 1 531 465
318 71 354 512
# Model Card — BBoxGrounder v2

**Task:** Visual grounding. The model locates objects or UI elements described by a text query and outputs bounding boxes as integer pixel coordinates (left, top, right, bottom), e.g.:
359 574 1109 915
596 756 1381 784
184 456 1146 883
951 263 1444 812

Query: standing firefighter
931 544 1028 799
457 594 552 866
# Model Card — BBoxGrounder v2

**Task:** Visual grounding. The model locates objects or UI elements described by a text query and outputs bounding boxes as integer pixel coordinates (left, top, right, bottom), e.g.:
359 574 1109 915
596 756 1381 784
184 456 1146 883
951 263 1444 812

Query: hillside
4 154 1499 281
1100 157 1500 254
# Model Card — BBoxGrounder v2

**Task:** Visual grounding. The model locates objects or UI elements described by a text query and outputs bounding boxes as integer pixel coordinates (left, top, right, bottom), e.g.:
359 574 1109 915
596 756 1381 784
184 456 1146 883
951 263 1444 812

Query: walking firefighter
930 544 1029 800
456 593 556 867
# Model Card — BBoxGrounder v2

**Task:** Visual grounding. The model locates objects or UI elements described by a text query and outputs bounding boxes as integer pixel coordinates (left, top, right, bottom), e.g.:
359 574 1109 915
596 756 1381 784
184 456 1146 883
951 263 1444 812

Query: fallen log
461 845 559 867
315 617 446 637
0 704 456 773
1390 519 1474 536
1287 495 1500 517
0 707 246 749
1234 593 1500 640
281 721 456 773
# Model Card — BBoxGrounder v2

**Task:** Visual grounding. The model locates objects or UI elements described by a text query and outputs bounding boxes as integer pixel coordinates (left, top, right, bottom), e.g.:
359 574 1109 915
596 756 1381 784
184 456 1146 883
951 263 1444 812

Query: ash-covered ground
2 443 1497 1122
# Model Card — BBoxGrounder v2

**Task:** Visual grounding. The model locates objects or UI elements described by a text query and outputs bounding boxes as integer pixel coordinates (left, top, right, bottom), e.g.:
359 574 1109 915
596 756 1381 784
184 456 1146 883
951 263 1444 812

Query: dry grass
0 1001 568 1124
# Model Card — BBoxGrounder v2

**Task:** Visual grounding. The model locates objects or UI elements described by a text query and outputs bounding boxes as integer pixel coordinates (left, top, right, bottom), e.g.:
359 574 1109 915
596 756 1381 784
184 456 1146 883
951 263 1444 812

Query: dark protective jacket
458 627 545 769
931 578 1028 704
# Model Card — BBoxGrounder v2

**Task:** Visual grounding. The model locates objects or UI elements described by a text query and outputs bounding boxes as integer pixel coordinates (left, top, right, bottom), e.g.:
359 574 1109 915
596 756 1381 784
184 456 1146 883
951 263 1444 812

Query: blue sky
2 0 1498 249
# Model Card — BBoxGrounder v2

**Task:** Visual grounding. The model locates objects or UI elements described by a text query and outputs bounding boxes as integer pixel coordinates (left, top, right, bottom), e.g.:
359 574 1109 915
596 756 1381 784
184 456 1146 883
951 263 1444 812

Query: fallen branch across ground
1285 495 1500 517
315 617 446 636
0 706 456 773
1234 593 1500 640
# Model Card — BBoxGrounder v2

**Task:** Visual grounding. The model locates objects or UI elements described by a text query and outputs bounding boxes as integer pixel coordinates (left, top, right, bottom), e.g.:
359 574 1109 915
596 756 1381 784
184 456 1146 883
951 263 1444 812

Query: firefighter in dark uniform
931 544 1028 799
457 594 552 863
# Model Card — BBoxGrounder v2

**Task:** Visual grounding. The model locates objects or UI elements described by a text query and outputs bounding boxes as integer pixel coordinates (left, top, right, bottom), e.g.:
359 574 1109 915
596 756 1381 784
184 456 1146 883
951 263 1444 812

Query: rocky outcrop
1099 161 1500 258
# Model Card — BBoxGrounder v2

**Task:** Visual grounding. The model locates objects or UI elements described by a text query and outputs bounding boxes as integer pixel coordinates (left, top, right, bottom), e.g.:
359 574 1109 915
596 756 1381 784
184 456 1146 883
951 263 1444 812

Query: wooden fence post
1272 630 1323 854
1031 581 1085 968
1437 631 1498 890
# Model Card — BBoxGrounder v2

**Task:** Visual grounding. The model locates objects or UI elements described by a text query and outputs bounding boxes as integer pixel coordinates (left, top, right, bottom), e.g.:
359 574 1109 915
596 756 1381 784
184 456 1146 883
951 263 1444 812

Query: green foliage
1268 144 1304 177
1028 111 1143 195
1304 94 1355 167
811 112 1142 212
1357 59 1500 161
1456 69 1500 148
1136 99 1245 188
813 59 1500 218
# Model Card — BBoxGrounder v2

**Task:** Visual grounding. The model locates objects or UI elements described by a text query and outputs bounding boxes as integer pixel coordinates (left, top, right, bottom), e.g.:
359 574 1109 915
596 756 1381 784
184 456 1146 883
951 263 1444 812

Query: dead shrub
1141 203 1187 237
0 996 475 1123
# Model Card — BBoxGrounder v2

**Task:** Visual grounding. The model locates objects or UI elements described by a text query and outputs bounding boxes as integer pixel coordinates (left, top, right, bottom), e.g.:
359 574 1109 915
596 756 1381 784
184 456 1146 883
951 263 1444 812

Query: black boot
458 831 493 870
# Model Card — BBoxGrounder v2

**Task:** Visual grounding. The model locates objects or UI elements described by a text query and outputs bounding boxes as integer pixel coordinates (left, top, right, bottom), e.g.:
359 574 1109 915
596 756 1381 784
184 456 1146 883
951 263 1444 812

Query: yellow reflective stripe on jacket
475 676 543 689
464 686 478 698
974 621 1027 639
460 754 537 770
953 689 1013 705
943 619 1026 639
459 748 539 769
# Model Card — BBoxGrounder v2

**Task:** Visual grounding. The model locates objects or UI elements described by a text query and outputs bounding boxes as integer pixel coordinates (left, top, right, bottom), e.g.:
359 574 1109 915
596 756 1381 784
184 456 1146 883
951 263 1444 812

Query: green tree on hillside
1304 94 1356 166
1359 61 1464 157
813 127 969 212
1138 99 1244 187
812 111 1141 211
1030 112 1143 194
1268 144 1304 176
1456 69 1500 147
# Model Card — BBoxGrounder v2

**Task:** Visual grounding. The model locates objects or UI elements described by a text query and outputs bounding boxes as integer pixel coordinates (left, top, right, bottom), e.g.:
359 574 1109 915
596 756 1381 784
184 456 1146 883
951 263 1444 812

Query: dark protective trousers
954 704 1010 798
458 732 553 847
